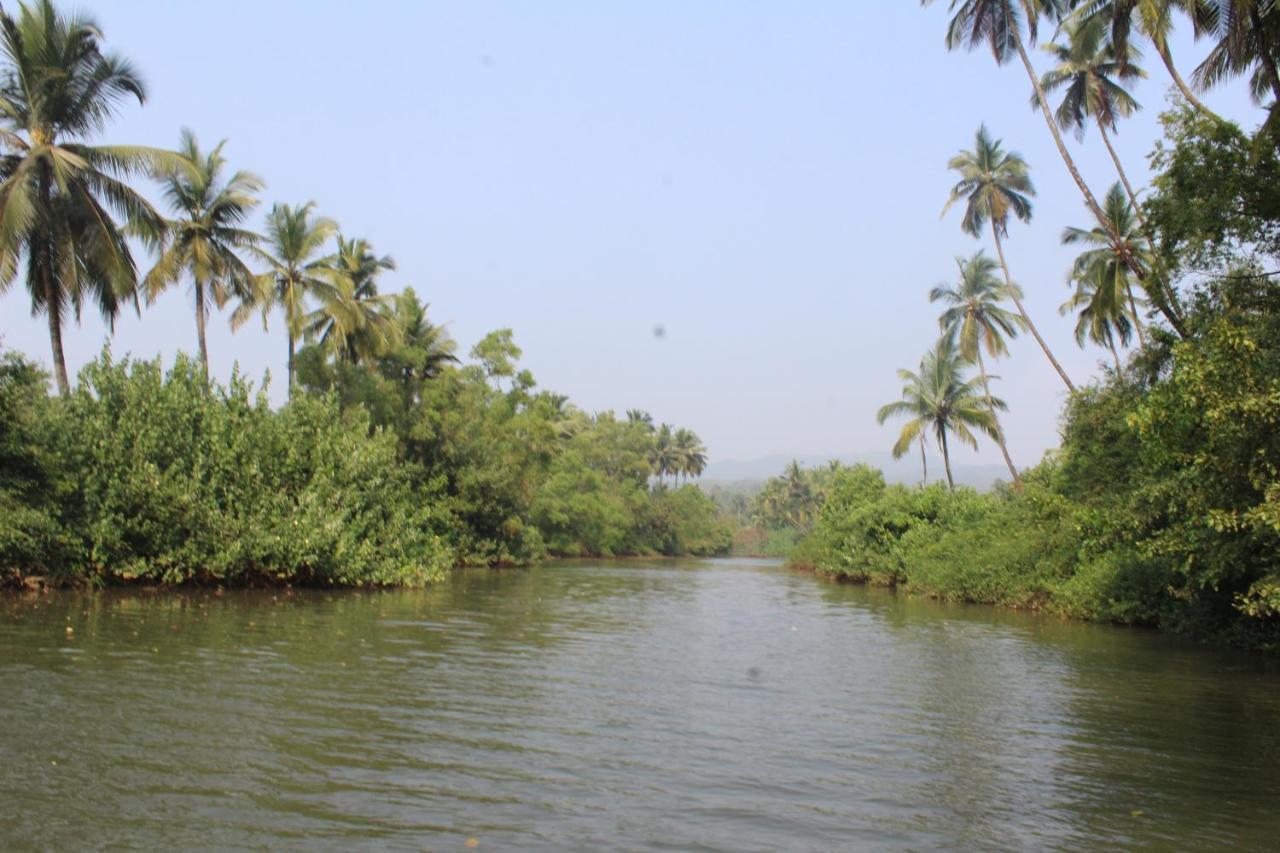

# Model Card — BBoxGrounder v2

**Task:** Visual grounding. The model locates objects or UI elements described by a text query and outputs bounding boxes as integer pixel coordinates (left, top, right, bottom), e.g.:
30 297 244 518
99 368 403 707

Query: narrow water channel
2 558 1277 850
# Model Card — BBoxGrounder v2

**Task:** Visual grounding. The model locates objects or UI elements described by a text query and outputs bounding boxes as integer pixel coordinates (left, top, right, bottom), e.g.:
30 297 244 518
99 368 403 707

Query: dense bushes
0 337 732 587
2 352 454 586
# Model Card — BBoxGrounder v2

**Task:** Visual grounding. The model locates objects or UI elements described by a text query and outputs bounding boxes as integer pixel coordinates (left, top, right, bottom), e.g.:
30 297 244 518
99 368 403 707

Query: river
2 557 1278 850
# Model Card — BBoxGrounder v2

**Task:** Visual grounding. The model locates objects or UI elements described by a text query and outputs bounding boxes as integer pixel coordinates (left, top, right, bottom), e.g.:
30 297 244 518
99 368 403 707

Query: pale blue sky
0 2 1261 466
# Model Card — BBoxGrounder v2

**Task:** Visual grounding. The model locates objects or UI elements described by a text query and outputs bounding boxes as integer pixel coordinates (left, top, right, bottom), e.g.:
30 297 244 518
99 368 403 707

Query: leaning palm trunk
1155 41 1223 122
1126 283 1147 348
975 348 1023 490
919 433 928 487
992 227 1077 392
1109 338 1123 373
1096 122 1185 335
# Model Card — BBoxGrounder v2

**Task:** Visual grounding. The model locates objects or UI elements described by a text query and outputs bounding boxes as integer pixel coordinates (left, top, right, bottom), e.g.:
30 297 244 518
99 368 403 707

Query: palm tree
1079 0 1224 121
1194 0 1280 117
877 338 1003 491
1059 263 1137 371
1039 15 1147 215
626 409 655 430
144 130 262 377
380 286 457 384
304 236 396 364
921 0 1121 249
1039 13 1188 331
930 252 1026 488
0 0 174 394
1062 182 1150 347
673 427 707 484
235 202 339 395
650 423 677 486
944 125 1077 391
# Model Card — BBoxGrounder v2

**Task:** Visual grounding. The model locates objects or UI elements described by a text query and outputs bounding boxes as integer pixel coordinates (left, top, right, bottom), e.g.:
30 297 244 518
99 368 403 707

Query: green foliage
0 350 454 586
0 352 80 576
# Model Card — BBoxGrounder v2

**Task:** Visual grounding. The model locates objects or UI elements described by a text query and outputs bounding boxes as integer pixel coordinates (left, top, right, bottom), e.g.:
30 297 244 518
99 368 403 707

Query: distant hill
700 451 1009 492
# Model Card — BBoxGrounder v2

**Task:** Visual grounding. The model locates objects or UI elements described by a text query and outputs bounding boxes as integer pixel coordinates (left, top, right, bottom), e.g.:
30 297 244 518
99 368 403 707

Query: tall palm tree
944 125 1077 391
877 337 1003 491
930 252 1026 488
1062 182 1150 347
0 0 174 394
921 0 1121 247
1039 15 1146 213
1079 0 1224 121
1038 15 1188 332
234 201 339 395
144 130 262 377
304 235 396 363
1059 263 1137 371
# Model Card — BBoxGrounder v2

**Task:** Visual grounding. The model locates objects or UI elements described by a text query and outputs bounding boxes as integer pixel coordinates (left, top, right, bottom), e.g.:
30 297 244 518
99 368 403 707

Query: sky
0 1 1263 469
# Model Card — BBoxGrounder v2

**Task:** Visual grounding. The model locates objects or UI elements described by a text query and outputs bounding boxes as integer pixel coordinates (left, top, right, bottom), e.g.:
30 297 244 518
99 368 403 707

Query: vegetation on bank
796 1 1280 648
0 0 730 587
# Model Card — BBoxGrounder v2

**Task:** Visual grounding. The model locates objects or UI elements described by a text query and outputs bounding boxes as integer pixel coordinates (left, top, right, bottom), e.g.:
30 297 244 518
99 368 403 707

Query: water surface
2 558 1278 850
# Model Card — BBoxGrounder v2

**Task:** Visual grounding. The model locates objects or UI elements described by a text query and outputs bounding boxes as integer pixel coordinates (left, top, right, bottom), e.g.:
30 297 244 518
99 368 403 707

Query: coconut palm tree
234 201 339 395
1062 182 1150 346
650 423 677 486
1059 263 1137 371
877 338 1003 491
673 427 707 484
381 286 458 385
1039 15 1147 212
921 0 1121 246
626 409 655 430
1077 0 1224 121
1038 14 1188 332
304 235 397 364
144 130 262 377
1194 0 1280 115
930 251 1027 488
0 0 175 394
944 125 1077 391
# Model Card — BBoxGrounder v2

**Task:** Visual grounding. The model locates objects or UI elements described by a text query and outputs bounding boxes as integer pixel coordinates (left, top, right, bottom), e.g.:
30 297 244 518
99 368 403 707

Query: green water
2 558 1278 850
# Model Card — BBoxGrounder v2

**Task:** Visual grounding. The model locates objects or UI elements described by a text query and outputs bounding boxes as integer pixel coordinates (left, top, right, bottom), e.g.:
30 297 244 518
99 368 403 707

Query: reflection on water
2 558 1277 850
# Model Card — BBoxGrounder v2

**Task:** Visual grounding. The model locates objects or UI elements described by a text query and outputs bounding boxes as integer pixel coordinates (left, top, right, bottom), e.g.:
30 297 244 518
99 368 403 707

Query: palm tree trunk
1109 338 1123 374
194 278 210 378
287 332 295 397
992 227 1077 392
44 264 70 396
975 348 1022 491
919 433 928 487
940 428 954 492
1154 40 1223 123
1097 122 1187 336
1126 284 1147 349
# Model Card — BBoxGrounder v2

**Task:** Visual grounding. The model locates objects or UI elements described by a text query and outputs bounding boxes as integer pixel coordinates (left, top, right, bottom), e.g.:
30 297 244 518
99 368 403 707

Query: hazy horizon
0 1 1261 467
